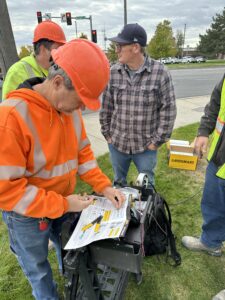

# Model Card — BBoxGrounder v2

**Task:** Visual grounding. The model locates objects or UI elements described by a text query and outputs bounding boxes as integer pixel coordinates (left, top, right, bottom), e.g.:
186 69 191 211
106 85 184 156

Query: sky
6 0 225 51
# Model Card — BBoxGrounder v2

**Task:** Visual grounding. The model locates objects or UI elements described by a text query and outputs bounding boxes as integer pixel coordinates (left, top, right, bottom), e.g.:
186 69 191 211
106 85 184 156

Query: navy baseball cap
108 23 147 47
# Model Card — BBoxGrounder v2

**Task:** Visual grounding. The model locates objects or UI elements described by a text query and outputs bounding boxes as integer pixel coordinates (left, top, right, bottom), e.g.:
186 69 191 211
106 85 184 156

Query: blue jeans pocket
3 211 39 233
2 211 58 298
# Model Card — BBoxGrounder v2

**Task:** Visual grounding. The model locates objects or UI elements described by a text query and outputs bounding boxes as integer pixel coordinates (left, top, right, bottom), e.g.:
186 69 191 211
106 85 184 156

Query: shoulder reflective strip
22 61 36 78
1 99 23 108
13 185 39 215
218 116 225 123
78 160 98 175
215 118 224 134
72 111 82 145
2 101 77 179
79 138 90 150
0 166 26 179
1 100 47 173
31 159 78 179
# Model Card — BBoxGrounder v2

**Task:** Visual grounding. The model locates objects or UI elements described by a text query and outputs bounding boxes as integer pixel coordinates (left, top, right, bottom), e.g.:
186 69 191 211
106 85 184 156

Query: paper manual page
64 192 130 250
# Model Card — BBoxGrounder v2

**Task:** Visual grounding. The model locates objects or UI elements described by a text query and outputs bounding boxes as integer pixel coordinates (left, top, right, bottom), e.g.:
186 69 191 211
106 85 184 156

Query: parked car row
195 56 207 63
160 56 206 64
161 57 180 64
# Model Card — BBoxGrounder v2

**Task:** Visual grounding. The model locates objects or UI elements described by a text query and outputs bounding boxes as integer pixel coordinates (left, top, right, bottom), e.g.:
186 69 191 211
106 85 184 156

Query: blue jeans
2 211 69 300
200 161 225 248
108 143 157 186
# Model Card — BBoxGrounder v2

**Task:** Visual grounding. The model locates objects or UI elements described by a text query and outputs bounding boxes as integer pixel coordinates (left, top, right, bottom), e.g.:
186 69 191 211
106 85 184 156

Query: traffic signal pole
75 15 95 42
38 12 95 42
124 0 127 25
74 21 78 37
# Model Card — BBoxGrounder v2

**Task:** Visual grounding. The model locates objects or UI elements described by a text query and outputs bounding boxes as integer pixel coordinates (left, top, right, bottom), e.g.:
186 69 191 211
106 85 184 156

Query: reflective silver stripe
79 138 90 150
0 161 78 180
13 185 39 215
2 100 47 173
216 118 224 134
32 159 78 179
67 159 78 171
72 110 82 145
22 61 36 78
0 166 26 179
72 111 89 150
1 99 23 108
78 160 98 175
2 100 78 179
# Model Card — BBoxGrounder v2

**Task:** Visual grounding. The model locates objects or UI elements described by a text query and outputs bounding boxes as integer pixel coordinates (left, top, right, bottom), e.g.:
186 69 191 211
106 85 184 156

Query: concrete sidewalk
83 95 210 157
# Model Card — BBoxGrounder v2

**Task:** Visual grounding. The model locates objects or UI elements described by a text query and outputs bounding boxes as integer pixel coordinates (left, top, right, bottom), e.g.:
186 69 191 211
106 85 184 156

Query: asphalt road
0 66 224 103
170 66 225 99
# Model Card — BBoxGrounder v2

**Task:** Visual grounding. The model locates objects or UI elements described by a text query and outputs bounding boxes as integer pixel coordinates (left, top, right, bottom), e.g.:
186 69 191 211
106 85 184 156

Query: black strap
152 193 181 266
158 207 181 266
161 197 172 225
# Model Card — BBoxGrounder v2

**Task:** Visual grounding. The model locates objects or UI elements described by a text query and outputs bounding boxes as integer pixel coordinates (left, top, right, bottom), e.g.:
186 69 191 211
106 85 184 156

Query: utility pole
74 21 78 37
89 15 93 37
102 26 107 51
182 23 186 58
124 0 127 25
0 0 18 76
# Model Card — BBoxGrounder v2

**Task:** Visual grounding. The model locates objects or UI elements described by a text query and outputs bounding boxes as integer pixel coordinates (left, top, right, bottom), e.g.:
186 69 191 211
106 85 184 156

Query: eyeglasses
115 43 134 51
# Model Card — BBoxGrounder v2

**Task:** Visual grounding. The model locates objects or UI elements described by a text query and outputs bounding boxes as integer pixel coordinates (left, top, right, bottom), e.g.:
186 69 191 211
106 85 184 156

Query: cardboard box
168 139 198 171
170 145 194 153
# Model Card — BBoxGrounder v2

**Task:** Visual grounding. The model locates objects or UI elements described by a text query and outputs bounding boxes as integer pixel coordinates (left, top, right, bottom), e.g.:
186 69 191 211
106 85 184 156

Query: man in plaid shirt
100 23 176 185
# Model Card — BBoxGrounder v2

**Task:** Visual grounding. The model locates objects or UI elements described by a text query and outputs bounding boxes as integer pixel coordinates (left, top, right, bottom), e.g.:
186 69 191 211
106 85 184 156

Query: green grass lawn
1 123 225 300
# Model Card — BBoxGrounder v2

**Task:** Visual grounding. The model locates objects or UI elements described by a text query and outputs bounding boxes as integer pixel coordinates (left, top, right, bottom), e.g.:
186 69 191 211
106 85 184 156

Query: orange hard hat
51 39 110 111
33 21 66 44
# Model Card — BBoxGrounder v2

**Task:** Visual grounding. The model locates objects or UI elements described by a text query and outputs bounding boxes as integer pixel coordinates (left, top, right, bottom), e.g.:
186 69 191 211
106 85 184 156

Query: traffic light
36 11 42 23
66 12 72 25
91 30 97 43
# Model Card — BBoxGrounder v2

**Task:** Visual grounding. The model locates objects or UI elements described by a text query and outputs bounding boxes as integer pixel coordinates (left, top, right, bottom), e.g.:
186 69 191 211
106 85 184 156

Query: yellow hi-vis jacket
2 54 48 99
0 88 111 218
208 80 225 179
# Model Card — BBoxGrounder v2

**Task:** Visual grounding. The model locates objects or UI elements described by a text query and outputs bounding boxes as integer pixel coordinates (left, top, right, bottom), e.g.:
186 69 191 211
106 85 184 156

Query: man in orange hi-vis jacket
0 39 125 300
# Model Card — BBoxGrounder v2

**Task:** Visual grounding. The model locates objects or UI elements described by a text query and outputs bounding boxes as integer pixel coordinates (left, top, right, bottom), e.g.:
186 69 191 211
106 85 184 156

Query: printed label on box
169 154 198 171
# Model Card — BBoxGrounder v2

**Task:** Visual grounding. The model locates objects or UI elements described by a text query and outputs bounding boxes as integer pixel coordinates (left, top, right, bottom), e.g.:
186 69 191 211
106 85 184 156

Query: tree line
18 7 225 62
107 6 225 62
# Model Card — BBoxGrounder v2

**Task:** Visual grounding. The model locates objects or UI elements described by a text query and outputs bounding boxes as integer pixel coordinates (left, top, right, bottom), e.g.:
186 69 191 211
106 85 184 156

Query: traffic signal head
66 12 72 25
91 30 97 43
36 11 42 24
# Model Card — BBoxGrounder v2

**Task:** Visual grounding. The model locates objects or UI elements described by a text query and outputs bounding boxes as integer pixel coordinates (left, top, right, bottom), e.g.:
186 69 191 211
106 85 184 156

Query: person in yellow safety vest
0 39 125 300
2 20 66 99
182 76 225 260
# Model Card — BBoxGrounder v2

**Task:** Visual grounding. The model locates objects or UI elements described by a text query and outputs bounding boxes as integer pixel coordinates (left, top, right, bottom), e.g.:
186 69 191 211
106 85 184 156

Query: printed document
64 193 130 250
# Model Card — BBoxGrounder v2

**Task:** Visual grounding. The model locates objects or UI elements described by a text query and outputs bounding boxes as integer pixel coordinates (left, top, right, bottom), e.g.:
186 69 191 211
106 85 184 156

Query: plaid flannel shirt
100 56 176 154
